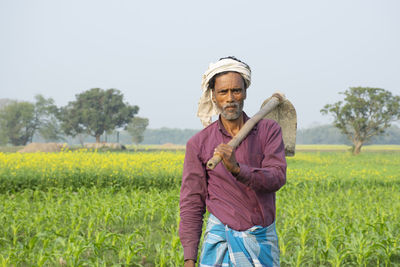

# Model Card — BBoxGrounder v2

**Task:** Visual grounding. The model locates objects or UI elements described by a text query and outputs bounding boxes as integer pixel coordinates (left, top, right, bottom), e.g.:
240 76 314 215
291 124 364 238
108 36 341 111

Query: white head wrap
197 57 251 127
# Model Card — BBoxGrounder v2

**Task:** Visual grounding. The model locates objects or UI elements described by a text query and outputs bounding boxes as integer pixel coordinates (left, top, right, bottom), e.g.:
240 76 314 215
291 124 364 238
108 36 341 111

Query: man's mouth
224 104 238 111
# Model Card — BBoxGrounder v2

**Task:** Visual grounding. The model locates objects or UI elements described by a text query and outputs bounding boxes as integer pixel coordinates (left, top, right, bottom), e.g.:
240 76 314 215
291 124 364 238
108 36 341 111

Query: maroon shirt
179 113 287 261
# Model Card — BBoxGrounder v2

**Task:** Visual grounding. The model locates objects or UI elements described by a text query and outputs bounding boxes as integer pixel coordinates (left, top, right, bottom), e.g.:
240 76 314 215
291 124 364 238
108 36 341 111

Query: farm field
0 150 399 266
2 144 400 154
296 144 400 152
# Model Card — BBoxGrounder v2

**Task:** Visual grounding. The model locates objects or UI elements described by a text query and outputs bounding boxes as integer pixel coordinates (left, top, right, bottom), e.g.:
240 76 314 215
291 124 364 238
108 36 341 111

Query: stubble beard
217 102 244 121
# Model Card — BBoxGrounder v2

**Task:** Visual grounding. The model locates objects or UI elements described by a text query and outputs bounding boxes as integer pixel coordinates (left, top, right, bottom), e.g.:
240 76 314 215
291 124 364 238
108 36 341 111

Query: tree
0 129 6 145
0 101 36 145
0 99 13 145
59 88 138 142
34 95 64 142
127 117 149 145
0 98 14 110
369 124 400 144
0 95 61 145
321 87 400 154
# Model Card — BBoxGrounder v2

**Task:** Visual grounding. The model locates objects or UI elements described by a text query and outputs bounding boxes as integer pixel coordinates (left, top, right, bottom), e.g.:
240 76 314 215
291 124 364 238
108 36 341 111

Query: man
179 56 286 267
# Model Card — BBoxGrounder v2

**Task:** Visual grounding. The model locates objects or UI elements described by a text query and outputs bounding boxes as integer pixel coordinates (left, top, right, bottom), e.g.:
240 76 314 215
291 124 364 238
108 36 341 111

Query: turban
197 58 251 127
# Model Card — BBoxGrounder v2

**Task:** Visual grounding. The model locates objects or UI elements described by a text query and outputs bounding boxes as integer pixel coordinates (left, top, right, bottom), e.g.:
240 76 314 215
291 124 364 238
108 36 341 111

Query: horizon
1 1 399 129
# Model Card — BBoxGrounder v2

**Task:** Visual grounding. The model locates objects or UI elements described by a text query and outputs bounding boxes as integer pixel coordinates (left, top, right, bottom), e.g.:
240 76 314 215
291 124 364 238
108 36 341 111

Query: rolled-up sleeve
235 121 287 193
179 139 207 261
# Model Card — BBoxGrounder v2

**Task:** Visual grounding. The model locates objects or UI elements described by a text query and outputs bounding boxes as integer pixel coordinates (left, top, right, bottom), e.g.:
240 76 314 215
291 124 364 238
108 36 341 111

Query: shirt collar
217 111 258 137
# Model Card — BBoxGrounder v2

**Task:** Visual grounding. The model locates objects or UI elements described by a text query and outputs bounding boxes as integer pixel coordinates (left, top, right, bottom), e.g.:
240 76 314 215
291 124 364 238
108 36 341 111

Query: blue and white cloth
199 214 280 267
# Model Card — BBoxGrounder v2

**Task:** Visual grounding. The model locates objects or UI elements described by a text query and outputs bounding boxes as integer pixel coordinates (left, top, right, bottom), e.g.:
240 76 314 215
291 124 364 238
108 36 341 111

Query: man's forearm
235 163 286 192
184 259 196 267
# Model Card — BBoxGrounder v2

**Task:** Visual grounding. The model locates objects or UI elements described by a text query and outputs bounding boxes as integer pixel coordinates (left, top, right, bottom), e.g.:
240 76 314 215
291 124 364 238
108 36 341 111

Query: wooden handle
206 154 222 169
206 95 281 170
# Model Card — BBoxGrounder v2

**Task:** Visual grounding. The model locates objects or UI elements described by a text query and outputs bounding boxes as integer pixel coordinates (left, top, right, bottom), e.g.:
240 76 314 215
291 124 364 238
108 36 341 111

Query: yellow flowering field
0 150 184 192
0 151 399 266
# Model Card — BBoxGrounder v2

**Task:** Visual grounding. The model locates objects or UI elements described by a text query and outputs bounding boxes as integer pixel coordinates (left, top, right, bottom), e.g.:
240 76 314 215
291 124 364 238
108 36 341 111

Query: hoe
207 92 297 169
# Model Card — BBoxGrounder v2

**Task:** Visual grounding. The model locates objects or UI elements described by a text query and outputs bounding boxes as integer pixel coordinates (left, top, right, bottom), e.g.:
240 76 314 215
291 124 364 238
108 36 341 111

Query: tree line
297 124 400 145
31 128 200 146
1 87 399 155
0 88 149 146
29 124 400 146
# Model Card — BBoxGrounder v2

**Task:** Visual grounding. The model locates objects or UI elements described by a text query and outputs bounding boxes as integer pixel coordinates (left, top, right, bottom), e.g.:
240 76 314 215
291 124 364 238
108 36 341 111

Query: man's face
212 72 246 121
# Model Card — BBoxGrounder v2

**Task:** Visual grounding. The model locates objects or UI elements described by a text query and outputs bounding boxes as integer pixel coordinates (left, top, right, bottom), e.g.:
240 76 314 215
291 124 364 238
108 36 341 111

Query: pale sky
1 0 399 129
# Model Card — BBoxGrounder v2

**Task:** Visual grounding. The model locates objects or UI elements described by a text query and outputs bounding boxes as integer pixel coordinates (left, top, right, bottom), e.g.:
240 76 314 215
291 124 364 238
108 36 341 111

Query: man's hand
214 143 240 176
184 259 195 267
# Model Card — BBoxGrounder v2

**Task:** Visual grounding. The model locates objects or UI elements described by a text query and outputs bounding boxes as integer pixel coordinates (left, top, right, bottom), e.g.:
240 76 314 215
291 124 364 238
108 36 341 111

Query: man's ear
243 88 247 100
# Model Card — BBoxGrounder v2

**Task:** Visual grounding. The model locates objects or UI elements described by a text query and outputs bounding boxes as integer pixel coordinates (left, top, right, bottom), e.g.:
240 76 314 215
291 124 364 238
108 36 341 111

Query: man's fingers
214 150 230 159
215 144 234 154
213 150 222 158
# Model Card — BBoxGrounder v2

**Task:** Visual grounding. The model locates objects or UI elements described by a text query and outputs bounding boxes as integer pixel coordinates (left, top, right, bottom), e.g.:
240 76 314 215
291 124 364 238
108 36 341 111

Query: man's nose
227 91 235 102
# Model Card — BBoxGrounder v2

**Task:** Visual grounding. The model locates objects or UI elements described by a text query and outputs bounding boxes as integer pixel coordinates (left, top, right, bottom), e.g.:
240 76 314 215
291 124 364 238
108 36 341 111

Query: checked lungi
199 214 280 267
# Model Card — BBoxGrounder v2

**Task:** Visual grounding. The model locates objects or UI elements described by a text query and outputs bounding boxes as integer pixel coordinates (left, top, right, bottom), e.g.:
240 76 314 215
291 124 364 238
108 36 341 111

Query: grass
0 151 399 266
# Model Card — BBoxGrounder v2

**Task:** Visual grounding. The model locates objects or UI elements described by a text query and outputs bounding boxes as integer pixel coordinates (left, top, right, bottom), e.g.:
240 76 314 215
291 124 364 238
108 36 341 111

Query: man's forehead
214 72 245 88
